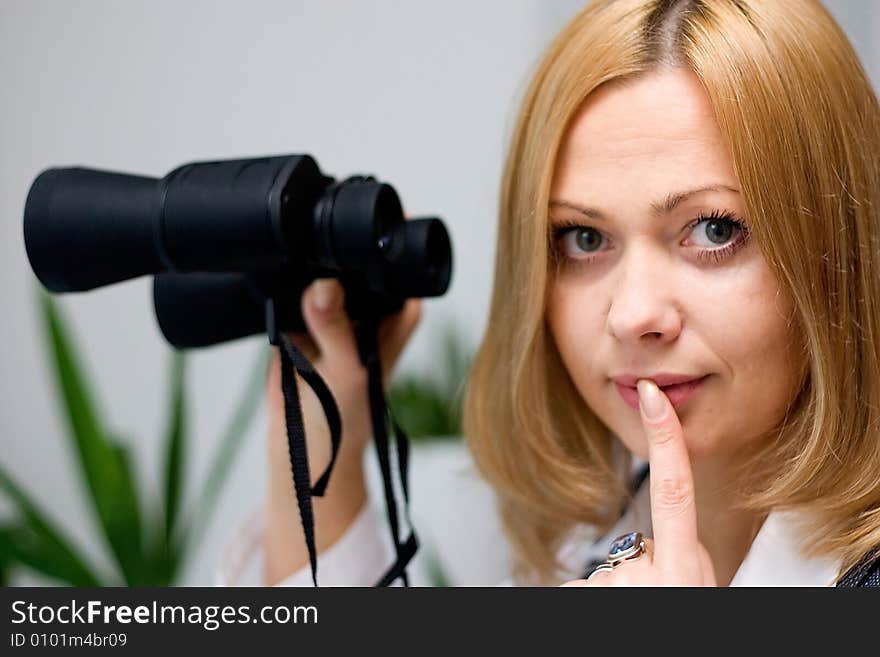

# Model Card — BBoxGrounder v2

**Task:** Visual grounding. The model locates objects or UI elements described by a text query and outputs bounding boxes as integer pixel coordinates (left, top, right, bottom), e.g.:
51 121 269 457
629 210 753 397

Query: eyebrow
548 184 740 220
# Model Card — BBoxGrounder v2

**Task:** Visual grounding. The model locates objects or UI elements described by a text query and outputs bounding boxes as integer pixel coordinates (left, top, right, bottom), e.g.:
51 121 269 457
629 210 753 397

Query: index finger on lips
636 379 701 576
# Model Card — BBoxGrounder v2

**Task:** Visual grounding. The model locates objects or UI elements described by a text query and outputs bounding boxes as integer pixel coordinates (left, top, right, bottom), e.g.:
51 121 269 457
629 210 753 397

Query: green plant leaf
0 467 102 586
424 550 450 588
143 523 173 587
0 549 8 586
388 324 470 440
38 292 146 585
389 377 453 439
106 437 147 583
442 327 470 434
162 351 186 555
177 346 269 573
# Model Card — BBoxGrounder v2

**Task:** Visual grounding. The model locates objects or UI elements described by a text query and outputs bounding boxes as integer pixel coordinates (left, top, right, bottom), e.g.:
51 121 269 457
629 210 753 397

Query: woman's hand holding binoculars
263 278 421 585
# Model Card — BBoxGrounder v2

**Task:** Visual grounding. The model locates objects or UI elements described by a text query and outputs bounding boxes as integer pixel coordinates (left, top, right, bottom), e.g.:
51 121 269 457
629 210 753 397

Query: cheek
698 267 804 446
547 281 597 374
673 264 804 457
548 281 642 458
547 280 610 407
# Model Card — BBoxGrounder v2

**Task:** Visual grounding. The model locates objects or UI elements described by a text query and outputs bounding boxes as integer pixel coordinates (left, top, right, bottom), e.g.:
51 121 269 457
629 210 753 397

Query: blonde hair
462 0 880 584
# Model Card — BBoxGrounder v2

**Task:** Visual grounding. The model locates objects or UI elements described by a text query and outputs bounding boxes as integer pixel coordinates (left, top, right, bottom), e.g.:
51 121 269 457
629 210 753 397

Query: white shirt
217 449 843 587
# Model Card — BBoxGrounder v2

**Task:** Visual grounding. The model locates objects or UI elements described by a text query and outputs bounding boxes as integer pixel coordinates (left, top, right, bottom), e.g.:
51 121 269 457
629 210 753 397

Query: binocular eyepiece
23 154 453 348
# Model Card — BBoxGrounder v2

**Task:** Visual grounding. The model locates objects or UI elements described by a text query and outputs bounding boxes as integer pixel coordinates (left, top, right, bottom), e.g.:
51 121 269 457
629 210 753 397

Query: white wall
1 0 875 586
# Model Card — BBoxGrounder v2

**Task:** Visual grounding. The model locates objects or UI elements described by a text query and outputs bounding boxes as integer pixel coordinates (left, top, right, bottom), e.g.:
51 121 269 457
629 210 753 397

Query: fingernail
311 279 338 314
637 379 666 421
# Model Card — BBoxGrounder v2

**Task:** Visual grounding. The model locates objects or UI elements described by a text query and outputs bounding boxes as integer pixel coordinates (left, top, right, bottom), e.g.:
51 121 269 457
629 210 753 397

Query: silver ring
607 531 645 565
586 562 615 581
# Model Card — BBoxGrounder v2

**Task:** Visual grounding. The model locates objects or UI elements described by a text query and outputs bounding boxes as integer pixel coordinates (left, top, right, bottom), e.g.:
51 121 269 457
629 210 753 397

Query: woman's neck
690 457 766 586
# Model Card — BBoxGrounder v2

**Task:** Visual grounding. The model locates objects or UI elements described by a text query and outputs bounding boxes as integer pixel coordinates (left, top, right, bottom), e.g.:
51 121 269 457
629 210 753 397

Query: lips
612 374 710 412
611 373 707 388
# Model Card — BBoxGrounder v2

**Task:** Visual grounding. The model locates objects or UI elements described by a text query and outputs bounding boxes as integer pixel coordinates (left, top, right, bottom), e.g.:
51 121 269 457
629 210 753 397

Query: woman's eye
560 226 605 256
689 214 741 247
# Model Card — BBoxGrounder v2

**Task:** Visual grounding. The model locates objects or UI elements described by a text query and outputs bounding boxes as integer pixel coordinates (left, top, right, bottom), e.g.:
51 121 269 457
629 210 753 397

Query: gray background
1 1 876 585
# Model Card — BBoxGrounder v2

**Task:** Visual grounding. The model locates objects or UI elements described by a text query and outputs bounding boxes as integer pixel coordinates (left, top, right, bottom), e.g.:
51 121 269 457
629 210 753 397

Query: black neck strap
355 316 419 587
275 316 417 587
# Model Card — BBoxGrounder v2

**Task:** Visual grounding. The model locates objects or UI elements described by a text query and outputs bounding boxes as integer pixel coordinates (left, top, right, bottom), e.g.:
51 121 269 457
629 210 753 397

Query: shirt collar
729 509 841 586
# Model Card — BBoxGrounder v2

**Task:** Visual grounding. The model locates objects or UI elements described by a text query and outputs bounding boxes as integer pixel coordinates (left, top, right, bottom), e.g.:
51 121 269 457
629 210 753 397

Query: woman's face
547 68 804 463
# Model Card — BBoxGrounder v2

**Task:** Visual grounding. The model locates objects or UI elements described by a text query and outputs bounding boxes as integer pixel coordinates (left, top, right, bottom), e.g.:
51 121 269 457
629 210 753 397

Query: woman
223 0 880 586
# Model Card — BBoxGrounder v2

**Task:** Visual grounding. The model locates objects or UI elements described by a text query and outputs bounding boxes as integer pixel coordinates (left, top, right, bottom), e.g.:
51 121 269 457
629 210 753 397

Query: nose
606 244 683 346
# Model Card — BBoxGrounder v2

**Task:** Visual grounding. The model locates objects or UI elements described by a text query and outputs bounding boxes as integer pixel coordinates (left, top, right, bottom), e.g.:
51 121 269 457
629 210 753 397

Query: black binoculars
23 154 453 348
